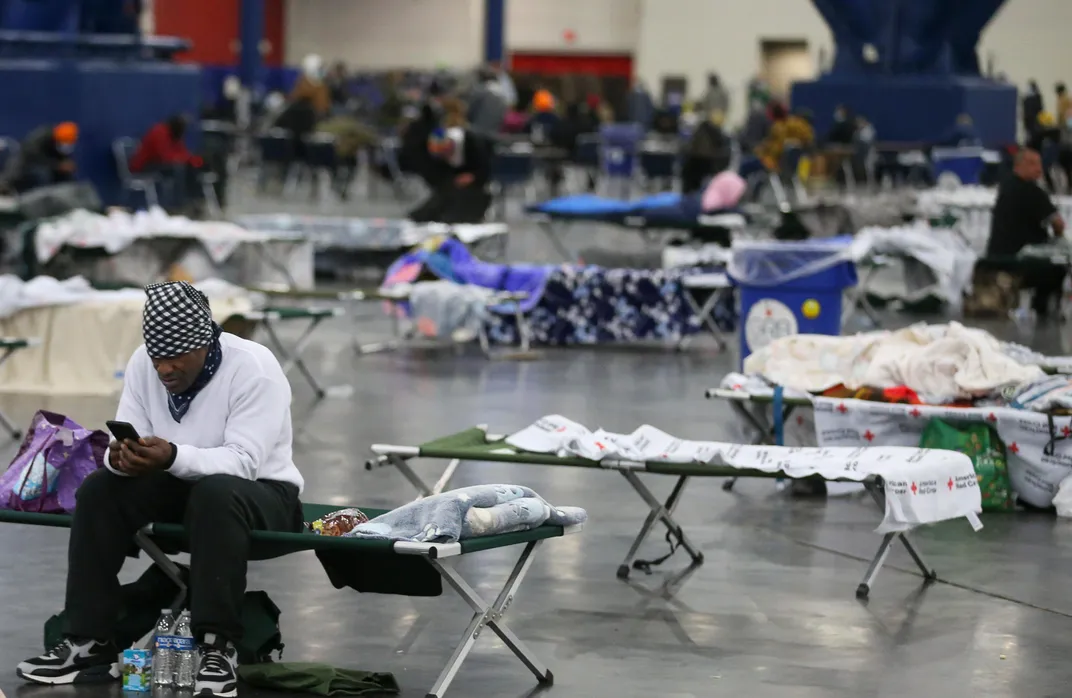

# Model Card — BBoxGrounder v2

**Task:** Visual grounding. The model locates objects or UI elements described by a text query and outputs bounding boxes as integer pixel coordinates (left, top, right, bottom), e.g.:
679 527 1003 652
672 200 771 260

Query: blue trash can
729 237 857 363
931 147 986 186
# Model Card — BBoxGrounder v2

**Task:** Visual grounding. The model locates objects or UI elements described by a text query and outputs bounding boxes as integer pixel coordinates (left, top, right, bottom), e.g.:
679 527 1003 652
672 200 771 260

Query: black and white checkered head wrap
142 281 215 359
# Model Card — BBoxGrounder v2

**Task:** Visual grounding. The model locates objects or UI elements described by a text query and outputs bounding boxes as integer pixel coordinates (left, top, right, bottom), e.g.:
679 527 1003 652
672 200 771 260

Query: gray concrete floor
2 177 1072 698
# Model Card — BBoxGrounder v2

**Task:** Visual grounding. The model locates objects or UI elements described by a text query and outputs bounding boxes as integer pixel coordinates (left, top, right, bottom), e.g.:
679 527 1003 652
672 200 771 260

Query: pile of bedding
737 323 1055 406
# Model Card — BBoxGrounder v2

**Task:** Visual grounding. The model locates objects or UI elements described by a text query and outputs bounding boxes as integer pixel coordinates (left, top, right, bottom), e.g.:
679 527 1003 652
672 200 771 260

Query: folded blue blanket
345 484 588 542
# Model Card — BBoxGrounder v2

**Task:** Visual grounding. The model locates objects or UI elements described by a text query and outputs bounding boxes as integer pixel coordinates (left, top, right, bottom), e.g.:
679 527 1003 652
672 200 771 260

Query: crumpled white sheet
0 274 252 320
850 222 976 307
504 414 982 533
743 323 1044 402
34 207 274 264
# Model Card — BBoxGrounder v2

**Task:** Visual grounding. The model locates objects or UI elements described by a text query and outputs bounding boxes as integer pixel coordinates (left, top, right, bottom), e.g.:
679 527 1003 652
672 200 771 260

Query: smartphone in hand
106 420 141 444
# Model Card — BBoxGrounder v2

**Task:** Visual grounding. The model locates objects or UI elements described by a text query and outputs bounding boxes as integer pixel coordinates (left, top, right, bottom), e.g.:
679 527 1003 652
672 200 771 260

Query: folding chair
490 144 536 220
113 138 160 210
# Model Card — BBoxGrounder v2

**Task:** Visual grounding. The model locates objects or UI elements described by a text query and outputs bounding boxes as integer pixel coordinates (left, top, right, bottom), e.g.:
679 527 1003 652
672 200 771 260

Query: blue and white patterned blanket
344 484 587 542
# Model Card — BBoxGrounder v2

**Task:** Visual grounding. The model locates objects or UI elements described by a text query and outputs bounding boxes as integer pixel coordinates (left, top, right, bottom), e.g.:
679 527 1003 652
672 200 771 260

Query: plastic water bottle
172 611 196 689
151 609 175 686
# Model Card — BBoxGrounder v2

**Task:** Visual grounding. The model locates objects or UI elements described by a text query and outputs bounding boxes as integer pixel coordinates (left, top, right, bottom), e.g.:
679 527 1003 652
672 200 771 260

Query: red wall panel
154 0 284 66
510 52 633 77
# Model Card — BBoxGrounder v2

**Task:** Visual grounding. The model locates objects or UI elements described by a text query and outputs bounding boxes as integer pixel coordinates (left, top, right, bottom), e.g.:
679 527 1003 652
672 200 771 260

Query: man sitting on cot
17 281 305 698
407 103 493 224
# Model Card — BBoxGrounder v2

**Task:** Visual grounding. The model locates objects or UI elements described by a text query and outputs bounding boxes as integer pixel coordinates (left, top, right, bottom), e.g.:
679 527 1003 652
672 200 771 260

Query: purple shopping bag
0 411 108 514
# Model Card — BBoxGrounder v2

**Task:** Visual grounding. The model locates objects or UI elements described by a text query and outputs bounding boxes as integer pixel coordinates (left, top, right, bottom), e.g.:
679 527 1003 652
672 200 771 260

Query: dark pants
64 470 302 644
408 183 492 224
143 163 206 212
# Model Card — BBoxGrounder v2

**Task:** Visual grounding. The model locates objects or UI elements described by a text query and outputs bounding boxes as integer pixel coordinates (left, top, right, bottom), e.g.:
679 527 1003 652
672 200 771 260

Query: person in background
407 108 492 224
825 105 857 145
0 122 79 194
681 109 731 194
129 114 207 213
526 89 560 145
488 60 517 109
1027 111 1063 192
701 73 730 117
398 82 452 187
15 281 304 698
1022 80 1043 137
627 78 655 129
324 61 349 110
289 54 331 118
940 113 982 147
756 103 814 172
986 148 1066 317
738 98 771 152
1057 83 1072 126
467 66 508 138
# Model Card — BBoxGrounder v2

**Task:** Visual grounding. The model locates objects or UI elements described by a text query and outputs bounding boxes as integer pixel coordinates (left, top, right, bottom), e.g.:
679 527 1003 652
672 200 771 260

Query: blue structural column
239 0 266 97
484 0 505 64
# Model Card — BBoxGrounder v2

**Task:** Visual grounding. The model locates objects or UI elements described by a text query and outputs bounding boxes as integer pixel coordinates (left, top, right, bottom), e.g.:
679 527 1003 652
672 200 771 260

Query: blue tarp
528 193 739 227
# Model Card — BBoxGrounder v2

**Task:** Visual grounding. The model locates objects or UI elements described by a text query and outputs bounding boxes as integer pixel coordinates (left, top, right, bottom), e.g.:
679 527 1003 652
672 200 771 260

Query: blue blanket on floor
383 238 553 312
528 192 739 227
345 484 588 542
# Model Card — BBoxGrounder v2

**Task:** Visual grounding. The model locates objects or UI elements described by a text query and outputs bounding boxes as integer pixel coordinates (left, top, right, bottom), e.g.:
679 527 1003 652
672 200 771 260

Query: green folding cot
0 502 580 698
367 427 945 599
230 306 345 398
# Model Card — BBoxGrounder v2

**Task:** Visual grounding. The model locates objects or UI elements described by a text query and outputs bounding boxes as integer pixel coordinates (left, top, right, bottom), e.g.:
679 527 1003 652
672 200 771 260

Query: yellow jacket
757 116 815 171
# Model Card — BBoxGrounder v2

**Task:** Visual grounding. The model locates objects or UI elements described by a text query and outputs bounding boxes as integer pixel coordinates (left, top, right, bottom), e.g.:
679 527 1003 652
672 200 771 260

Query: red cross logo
595 441 606 451
910 408 921 418
947 478 954 490
863 430 875 442
986 413 997 423
796 415 805 426
837 403 848 414
555 426 567 432
1009 442 1019 455
765 308 773 317
1062 426 1071 437
911 482 918 494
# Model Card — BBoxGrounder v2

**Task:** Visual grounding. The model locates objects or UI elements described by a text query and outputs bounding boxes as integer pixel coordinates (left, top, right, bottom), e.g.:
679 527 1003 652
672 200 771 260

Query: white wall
636 0 1072 125
506 0 641 54
284 0 484 69
635 0 831 123
980 0 1072 115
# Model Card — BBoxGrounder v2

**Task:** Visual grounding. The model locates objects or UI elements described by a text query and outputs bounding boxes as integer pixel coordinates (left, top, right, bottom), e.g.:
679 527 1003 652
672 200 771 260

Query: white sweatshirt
105 333 304 493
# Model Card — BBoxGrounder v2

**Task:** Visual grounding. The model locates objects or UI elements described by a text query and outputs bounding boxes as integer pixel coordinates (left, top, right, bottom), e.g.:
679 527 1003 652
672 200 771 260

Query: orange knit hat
532 89 555 113
53 122 78 145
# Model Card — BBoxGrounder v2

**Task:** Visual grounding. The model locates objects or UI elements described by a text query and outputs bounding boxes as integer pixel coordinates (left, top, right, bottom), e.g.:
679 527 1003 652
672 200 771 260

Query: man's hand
57 159 76 175
117 437 174 475
108 440 123 470
455 172 474 187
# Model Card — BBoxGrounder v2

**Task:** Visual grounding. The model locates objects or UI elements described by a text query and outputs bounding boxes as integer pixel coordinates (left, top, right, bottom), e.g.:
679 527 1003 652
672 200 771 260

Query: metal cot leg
722 401 795 491
856 479 938 598
0 344 28 439
425 541 552 698
616 472 703 578
260 314 330 398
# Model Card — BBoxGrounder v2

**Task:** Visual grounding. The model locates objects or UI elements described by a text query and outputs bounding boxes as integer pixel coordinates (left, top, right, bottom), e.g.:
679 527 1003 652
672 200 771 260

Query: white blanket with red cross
813 397 1072 508
505 415 981 534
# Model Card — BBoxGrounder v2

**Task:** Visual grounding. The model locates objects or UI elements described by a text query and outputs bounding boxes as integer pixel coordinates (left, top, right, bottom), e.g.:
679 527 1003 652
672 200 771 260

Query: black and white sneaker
195 634 238 698
16 637 120 685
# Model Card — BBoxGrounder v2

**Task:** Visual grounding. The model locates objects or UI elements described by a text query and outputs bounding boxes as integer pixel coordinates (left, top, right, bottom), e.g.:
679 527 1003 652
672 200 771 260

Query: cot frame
367 427 939 599
237 307 346 399
7 509 579 698
252 286 534 360
0 337 41 439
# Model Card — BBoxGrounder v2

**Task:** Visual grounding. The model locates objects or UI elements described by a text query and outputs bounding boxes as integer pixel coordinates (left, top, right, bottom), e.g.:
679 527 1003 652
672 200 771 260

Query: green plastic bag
919 419 1015 511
